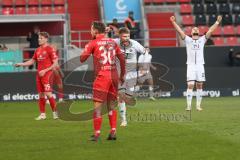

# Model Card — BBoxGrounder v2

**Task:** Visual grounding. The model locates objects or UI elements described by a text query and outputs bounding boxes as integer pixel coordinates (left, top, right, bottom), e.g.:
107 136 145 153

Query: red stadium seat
54 6 65 14
15 0 27 6
180 4 192 14
184 26 192 36
144 0 153 4
223 25 235 36
2 7 14 15
41 6 52 14
2 0 13 6
28 7 39 14
179 0 191 3
226 37 238 46
236 26 240 36
213 37 225 46
165 0 179 3
15 7 27 14
41 0 53 6
28 0 39 6
23 51 30 60
54 0 65 5
182 15 194 26
198 25 209 35
153 0 165 4
212 27 222 36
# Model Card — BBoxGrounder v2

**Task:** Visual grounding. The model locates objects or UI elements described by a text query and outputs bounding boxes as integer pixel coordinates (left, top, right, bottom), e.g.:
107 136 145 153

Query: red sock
93 112 102 136
38 97 46 113
48 97 57 112
108 110 117 133
58 87 64 99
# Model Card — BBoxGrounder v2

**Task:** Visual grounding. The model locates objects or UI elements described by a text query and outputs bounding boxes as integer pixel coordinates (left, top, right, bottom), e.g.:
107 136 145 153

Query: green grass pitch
0 97 240 160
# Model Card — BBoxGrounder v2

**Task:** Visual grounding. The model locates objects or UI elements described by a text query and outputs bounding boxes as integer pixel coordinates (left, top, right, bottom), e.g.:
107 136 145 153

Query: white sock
196 89 203 108
149 86 154 97
119 102 126 122
186 89 193 108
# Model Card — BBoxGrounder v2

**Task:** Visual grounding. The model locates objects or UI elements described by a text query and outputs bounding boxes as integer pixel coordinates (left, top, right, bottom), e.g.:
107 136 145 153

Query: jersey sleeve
184 35 192 44
138 55 144 63
49 46 58 62
135 41 146 55
149 54 152 62
80 41 94 63
32 50 37 61
201 35 207 43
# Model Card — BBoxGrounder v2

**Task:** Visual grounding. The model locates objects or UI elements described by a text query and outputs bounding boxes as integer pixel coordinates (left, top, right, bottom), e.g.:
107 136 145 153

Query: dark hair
92 21 106 34
119 27 130 34
129 11 134 15
39 32 49 38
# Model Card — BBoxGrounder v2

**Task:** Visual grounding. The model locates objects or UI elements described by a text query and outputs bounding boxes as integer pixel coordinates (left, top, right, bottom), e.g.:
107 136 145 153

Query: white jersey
184 35 207 65
138 53 152 71
114 39 146 72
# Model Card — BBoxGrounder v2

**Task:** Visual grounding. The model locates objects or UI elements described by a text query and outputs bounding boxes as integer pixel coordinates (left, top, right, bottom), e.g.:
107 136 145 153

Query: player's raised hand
217 15 222 23
170 16 176 22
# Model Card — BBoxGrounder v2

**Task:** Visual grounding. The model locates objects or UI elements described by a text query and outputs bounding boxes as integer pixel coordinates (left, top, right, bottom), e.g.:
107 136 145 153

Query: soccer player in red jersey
15 32 59 120
80 21 126 141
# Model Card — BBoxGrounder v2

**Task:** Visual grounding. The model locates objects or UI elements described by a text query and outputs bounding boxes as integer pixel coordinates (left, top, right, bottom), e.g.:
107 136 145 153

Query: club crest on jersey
38 54 45 60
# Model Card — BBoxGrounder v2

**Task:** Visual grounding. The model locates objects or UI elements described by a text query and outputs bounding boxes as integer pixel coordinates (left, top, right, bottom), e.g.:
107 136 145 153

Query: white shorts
187 64 206 82
119 71 137 96
138 71 153 84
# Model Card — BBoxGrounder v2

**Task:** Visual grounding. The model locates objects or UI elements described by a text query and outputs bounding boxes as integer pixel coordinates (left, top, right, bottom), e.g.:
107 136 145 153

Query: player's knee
187 81 195 89
196 83 203 89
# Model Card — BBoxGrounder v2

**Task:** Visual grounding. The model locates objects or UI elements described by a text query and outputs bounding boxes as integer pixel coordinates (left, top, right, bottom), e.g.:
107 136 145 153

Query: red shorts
36 71 53 93
93 75 118 102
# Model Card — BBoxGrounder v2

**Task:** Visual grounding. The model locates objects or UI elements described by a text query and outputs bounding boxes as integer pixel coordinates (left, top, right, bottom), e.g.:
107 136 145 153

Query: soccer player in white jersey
115 27 147 126
137 51 157 100
170 15 222 111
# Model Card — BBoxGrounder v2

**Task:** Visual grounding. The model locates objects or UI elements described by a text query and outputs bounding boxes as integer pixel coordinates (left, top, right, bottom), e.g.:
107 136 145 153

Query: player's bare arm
170 16 186 40
206 15 222 39
80 46 92 63
39 59 59 77
15 59 35 67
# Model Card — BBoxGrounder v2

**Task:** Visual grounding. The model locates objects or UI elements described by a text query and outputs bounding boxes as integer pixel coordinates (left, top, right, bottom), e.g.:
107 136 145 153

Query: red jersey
33 44 58 72
80 34 125 78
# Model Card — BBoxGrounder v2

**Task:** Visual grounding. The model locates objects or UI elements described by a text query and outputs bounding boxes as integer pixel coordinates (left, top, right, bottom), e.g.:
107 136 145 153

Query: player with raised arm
114 27 147 126
80 21 125 141
15 32 59 120
170 15 222 111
